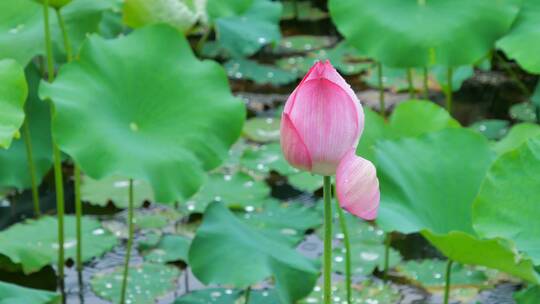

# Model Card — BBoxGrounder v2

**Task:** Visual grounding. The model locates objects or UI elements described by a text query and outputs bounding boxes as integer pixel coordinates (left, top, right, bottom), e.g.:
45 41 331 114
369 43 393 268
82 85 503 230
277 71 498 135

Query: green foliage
0 216 117 274
299 281 401 304
242 117 281 143
240 143 297 176
514 285 540 304
143 234 191 264
497 0 540 73
329 0 520 67
81 175 153 208
510 102 537 122
281 1 327 21
0 66 52 190
225 59 297 86
0 59 26 149
189 202 319 303
494 123 540 155
396 260 487 287
91 263 180 303
0 281 60 304
469 119 509 140
40 25 245 202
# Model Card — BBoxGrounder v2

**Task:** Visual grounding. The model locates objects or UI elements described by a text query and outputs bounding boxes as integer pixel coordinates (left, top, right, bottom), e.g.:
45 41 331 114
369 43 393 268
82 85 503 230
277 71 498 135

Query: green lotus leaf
281 1 327 21
0 215 117 274
185 172 270 213
143 234 191 264
33 0 72 9
225 59 297 86
0 65 52 190
329 0 521 67
0 0 113 66
469 119 509 140
242 117 281 143
299 281 401 304
206 0 253 20
214 0 282 57
40 25 245 202
0 280 60 304
514 285 540 304
432 65 474 92
497 0 540 73
91 262 180 303
287 172 323 192
473 136 540 264
396 259 487 288
0 59 27 149
174 288 280 304
241 143 297 176
510 102 537 122
423 231 540 283
189 202 319 303
81 175 154 208
357 100 459 161
273 36 333 55
494 123 540 155
123 0 205 33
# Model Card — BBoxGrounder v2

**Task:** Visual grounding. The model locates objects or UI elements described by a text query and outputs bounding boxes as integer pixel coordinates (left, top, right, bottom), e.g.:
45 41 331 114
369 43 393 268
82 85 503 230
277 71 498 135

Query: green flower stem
423 67 429 100
443 259 453 304
22 120 40 217
55 6 83 274
336 203 351 304
120 179 135 304
383 233 391 281
407 68 415 98
445 67 453 112
43 0 66 299
377 62 386 118
196 27 211 55
244 286 251 304
323 176 333 304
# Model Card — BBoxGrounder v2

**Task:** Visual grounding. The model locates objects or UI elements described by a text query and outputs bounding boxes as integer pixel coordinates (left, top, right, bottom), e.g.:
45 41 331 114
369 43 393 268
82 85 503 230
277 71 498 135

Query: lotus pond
1 0 540 303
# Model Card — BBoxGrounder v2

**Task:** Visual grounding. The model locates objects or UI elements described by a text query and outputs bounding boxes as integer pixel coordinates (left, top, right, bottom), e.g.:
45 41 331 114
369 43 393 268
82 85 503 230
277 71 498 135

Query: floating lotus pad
40 25 245 202
329 0 520 67
242 117 281 142
81 175 154 208
493 123 540 155
189 202 319 303
0 280 60 304
0 59 27 149
0 216 117 274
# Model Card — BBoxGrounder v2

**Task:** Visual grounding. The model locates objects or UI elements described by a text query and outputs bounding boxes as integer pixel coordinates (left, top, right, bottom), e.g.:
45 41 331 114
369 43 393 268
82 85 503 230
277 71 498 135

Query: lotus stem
445 67 453 112
323 176 333 304
120 179 135 304
196 27 211 56
244 286 251 304
43 0 66 300
494 52 530 96
443 259 453 304
22 120 40 217
336 200 351 304
407 68 415 99
377 62 386 118
423 67 429 100
383 233 391 281
55 6 83 275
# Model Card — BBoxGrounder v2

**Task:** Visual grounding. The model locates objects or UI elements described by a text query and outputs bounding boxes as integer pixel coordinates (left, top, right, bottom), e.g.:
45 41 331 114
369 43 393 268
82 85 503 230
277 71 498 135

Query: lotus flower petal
280 113 312 171
336 149 380 220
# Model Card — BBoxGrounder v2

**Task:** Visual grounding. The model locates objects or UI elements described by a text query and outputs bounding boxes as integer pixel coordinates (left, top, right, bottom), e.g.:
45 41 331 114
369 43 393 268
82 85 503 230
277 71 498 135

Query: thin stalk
196 27 211 56
445 67 453 112
495 52 530 96
55 6 83 275
443 259 453 304
423 67 429 100
43 0 66 300
323 176 333 304
244 286 251 304
377 62 386 118
120 179 135 304
336 204 351 304
22 120 40 217
407 68 415 98
383 233 391 281
292 0 299 19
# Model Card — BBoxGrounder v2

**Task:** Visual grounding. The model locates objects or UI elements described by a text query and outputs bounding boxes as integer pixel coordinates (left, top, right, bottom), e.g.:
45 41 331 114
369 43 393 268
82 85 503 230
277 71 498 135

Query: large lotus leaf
473 137 540 264
494 123 540 155
91 262 180 303
0 215 117 274
514 285 540 304
469 119 509 141
0 59 27 149
241 143 297 176
0 0 113 66
376 128 494 234
81 175 154 208
33 0 72 9
0 281 60 304
206 0 253 20
281 1 328 21
329 0 521 67
225 59 297 86
356 100 459 162
174 288 280 304
185 172 270 213
0 65 52 190
396 259 487 288
214 0 282 57
497 0 540 73
299 281 401 304
40 25 245 202
143 234 191 264
123 0 205 33
189 202 319 304
423 231 540 283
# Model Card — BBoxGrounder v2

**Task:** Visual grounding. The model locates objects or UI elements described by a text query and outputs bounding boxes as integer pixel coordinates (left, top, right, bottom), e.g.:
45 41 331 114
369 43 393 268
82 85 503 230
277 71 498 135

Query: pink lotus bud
280 60 364 176
336 150 380 220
